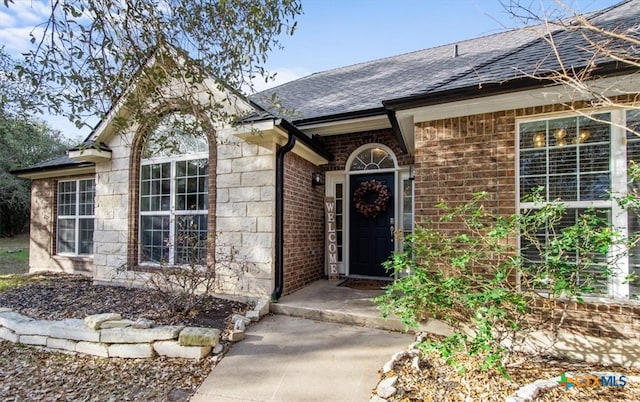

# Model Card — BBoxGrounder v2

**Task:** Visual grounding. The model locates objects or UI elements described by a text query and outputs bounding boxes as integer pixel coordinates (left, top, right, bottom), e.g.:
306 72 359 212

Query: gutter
385 110 408 154
291 107 386 126
383 63 639 112
269 118 332 301
272 131 296 302
275 118 333 161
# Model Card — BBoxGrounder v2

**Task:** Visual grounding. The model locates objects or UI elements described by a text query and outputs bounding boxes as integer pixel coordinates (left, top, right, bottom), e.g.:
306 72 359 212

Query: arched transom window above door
349 145 397 171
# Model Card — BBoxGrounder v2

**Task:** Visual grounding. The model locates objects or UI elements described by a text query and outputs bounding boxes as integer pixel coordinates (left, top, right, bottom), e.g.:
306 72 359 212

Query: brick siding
414 100 639 339
282 151 325 295
321 128 414 171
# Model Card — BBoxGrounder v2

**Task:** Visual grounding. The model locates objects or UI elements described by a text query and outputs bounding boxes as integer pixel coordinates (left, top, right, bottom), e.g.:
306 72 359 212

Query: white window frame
516 109 634 300
139 153 208 266
56 178 95 256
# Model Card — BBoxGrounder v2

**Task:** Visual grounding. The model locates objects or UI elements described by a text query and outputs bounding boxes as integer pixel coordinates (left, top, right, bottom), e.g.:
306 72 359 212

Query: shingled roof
13 1 638 174
252 0 638 122
10 155 93 176
11 140 111 176
425 0 639 96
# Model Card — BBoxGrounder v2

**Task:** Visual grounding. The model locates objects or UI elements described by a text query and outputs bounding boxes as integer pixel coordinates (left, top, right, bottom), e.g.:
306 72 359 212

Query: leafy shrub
376 191 627 376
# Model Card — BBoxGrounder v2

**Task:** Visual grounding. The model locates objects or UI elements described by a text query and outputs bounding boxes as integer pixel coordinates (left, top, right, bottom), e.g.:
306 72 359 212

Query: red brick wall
282 151 325 295
414 103 639 339
29 179 56 267
414 111 517 229
536 300 640 339
321 128 414 171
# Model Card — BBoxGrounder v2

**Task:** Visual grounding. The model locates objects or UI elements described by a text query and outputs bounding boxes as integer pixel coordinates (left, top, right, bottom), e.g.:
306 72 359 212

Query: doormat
337 278 392 291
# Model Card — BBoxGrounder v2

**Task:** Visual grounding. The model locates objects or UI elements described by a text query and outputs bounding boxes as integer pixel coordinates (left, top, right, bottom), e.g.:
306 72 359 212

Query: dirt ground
0 234 29 275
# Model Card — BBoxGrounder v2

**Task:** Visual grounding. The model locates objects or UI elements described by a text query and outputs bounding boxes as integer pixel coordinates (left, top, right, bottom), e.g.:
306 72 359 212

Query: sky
0 0 623 141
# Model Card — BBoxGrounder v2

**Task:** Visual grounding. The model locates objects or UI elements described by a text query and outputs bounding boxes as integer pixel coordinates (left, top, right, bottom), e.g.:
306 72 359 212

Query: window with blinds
518 110 639 300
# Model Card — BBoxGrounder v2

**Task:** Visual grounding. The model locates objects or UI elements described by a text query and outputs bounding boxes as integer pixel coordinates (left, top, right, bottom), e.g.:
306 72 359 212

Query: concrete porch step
270 302 408 332
268 280 403 332
269 280 454 335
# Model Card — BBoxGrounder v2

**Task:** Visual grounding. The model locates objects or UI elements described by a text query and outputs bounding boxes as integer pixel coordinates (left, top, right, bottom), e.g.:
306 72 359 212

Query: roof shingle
252 0 639 121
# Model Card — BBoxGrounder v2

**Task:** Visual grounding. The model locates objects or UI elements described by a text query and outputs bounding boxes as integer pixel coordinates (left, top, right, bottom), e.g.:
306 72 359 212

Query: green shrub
376 191 625 377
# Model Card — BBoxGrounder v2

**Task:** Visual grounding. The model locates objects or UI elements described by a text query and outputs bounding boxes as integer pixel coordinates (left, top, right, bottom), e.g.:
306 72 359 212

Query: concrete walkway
190 315 412 402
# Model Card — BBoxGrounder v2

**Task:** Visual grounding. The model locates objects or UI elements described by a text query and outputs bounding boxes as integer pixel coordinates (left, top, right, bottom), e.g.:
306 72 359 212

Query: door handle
389 218 395 242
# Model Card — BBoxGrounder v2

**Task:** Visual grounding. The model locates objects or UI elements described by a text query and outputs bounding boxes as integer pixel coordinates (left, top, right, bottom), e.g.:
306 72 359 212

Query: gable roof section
252 27 543 123
253 0 638 124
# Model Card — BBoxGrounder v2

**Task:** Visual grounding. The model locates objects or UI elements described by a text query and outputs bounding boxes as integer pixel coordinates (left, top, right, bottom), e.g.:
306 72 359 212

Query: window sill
129 264 162 273
575 294 640 307
131 263 207 272
53 255 93 262
541 293 640 307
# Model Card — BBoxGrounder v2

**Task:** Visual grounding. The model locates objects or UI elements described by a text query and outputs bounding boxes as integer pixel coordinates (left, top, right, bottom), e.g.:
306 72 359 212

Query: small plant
376 190 629 377
133 229 252 317
143 225 215 316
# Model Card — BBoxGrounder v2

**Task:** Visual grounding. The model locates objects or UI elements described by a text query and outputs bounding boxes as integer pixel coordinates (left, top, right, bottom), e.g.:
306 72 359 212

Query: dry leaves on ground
0 341 215 401
0 273 249 328
0 273 250 401
381 345 639 402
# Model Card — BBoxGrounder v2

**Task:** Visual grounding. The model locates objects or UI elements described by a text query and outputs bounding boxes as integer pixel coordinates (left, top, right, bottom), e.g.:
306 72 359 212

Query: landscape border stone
373 332 640 402
0 295 269 360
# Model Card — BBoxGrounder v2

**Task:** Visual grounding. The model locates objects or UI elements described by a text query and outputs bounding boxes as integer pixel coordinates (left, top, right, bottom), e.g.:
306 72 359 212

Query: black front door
349 173 394 277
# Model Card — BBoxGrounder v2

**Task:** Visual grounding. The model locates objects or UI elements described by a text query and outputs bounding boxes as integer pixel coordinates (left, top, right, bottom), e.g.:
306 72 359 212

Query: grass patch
0 249 28 262
0 274 47 292
0 234 29 275
0 250 29 275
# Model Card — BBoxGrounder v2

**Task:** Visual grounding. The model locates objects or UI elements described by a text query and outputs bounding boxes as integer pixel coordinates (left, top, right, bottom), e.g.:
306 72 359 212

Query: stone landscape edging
0 297 269 360
371 332 640 402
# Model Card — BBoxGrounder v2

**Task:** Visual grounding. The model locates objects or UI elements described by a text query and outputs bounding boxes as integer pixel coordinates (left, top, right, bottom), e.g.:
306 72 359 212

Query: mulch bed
0 341 214 401
0 273 249 328
379 336 640 401
0 273 250 401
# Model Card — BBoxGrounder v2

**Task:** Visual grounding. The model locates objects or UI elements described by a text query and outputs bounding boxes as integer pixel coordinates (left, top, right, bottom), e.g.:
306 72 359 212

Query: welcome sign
325 197 340 280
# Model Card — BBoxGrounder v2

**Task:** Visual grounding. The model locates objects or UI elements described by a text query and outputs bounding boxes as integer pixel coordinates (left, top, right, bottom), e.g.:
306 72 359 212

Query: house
14 0 639 341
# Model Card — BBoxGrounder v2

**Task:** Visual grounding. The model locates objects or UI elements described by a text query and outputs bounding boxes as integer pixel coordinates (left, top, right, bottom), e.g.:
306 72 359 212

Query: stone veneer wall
92 131 131 280
215 139 276 296
92 122 277 298
282 151 324 296
28 178 93 274
414 101 640 339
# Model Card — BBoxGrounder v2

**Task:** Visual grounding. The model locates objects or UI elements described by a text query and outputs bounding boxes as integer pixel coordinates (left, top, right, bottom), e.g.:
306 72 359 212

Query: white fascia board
68 148 112 163
234 120 329 166
14 166 95 180
396 114 416 155
398 74 640 124
230 120 280 136
297 115 390 136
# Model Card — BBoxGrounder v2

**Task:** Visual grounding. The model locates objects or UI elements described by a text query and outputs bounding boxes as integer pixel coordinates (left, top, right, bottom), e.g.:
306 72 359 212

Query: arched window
139 114 208 265
349 145 396 171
